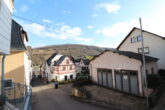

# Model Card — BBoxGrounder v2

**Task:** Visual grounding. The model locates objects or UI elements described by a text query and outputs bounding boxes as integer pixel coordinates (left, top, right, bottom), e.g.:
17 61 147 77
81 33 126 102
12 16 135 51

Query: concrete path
32 79 111 110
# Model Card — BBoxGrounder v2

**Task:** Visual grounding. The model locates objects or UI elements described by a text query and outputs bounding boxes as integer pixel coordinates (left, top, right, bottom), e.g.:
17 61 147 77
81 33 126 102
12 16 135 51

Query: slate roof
117 27 165 49
47 53 74 66
53 56 66 66
46 53 58 66
82 59 90 65
90 50 159 63
11 20 27 51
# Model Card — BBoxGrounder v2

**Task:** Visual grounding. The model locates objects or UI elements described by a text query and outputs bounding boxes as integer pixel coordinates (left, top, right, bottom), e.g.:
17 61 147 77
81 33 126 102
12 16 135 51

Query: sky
13 0 165 48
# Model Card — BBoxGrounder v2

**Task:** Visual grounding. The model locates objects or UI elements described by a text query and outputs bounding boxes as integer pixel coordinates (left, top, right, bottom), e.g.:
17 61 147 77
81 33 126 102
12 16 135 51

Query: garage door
130 71 139 95
115 70 139 95
102 71 107 86
107 70 113 88
97 69 102 85
122 71 129 93
97 69 113 88
115 70 122 91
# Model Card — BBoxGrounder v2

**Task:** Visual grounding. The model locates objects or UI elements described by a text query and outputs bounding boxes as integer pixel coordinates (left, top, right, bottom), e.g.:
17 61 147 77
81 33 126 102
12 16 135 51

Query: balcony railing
4 83 32 110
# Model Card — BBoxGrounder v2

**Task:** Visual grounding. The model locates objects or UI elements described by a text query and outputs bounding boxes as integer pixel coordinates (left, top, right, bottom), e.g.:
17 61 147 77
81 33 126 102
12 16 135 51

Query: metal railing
4 83 32 110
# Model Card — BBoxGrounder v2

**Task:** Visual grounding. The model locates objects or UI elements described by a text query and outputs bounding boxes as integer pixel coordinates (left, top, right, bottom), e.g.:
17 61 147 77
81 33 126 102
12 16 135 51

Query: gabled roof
54 56 66 66
11 20 28 51
90 50 159 63
82 59 90 65
46 53 58 66
117 27 165 49
47 53 74 66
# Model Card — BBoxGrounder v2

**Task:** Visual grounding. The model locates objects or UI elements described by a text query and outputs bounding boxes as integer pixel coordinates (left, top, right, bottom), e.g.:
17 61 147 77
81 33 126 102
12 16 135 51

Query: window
69 66 72 70
70 75 73 79
66 60 69 64
138 47 149 54
62 67 66 71
4 79 13 88
151 67 154 74
137 35 142 41
131 37 137 43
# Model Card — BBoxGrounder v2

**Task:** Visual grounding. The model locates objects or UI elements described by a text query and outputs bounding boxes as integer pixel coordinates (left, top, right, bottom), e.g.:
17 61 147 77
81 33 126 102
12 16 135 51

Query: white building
89 50 158 96
44 53 77 82
117 27 165 71
0 0 14 55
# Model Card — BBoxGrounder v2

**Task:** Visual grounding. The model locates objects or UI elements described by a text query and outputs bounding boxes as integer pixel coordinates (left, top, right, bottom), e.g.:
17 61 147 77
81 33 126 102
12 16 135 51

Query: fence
4 83 32 110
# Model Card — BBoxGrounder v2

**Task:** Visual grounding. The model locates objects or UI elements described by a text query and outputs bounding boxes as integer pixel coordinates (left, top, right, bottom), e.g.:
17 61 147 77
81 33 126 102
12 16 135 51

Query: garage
90 50 159 96
115 70 139 95
97 69 113 88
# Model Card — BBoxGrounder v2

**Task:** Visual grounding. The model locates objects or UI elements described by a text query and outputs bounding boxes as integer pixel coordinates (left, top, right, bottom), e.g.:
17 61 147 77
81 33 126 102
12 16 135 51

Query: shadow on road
31 78 47 87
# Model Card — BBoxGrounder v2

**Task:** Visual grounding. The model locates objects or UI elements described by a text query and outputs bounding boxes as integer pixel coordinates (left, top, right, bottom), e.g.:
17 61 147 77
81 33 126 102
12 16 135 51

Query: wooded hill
29 44 112 65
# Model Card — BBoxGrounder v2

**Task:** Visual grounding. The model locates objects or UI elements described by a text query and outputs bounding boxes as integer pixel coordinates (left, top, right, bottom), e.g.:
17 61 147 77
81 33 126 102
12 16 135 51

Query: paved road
32 79 111 110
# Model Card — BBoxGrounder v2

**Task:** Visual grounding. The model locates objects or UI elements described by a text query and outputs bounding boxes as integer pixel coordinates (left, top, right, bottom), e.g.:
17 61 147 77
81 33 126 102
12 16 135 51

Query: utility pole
139 18 149 106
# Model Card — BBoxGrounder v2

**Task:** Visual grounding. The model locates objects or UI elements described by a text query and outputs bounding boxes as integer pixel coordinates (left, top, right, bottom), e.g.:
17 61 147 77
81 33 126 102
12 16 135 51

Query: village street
32 79 111 110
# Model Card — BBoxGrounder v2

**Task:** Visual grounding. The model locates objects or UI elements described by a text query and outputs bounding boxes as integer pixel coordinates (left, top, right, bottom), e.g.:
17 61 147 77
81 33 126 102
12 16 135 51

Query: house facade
44 53 76 82
89 50 158 96
3 20 32 86
0 0 14 55
117 27 165 70
75 58 90 73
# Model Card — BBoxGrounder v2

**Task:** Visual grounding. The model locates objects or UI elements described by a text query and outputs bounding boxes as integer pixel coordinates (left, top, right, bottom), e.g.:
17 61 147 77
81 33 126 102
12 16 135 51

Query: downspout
1 55 6 99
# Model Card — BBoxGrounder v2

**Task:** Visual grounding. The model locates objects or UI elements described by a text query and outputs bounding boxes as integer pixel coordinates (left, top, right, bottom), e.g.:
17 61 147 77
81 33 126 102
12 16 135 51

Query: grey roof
82 59 90 65
11 20 27 51
53 56 66 66
91 50 159 63
47 53 75 66
47 53 58 66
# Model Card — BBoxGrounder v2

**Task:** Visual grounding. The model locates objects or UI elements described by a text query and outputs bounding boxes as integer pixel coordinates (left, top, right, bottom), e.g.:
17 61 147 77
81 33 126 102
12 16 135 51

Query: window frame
137 35 142 42
4 79 14 89
131 37 137 43
138 47 150 54
62 66 66 71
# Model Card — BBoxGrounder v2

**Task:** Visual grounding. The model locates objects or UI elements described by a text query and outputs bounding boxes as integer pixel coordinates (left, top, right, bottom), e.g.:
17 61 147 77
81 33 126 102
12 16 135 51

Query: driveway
32 79 111 110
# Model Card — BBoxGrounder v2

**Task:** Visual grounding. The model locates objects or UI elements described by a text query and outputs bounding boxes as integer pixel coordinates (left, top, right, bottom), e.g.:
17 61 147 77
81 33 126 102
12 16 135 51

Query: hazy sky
13 0 165 48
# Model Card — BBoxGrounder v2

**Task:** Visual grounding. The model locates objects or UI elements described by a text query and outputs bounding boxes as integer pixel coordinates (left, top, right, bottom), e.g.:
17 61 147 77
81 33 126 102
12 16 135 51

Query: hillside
30 44 112 65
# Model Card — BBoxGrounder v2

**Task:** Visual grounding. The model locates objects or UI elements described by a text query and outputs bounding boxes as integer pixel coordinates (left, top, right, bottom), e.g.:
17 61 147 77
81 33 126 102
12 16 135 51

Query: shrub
147 74 162 88
73 73 90 87
158 69 165 80
51 79 55 82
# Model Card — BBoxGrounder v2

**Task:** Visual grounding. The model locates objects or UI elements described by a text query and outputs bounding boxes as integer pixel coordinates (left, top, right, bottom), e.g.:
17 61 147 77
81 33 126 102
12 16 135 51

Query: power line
13 15 51 28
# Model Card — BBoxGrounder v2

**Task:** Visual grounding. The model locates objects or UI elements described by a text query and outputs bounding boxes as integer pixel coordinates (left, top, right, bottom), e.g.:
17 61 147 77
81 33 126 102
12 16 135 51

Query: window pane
131 37 137 43
137 35 142 41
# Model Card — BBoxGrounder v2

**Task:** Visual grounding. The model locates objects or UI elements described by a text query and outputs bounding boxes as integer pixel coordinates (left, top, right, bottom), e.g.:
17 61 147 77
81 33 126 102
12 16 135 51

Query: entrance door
64 76 67 81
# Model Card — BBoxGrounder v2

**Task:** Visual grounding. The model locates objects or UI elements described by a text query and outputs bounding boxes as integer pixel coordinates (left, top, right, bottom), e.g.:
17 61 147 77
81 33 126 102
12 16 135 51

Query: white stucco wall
0 0 14 55
24 53 32 86
118 28 165 70
89 51 143 95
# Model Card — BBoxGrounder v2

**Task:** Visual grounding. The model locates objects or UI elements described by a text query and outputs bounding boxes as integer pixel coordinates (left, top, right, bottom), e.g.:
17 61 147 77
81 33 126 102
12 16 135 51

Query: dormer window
131 37 137 43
